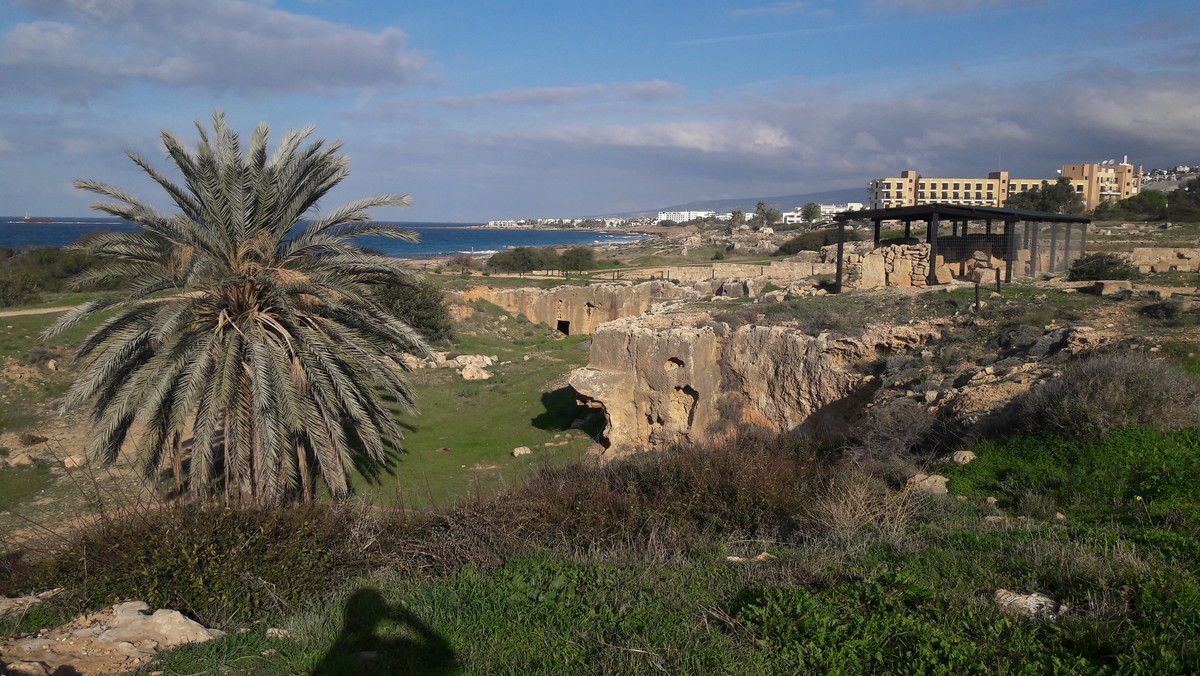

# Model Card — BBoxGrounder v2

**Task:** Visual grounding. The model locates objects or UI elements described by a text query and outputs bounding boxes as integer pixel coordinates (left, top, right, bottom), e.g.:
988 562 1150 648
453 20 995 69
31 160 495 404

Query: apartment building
1060 161 1142 211
869 162 1142 212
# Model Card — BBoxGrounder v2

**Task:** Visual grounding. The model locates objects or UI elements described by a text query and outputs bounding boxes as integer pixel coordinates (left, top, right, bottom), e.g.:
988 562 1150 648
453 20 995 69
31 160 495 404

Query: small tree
802 202 823 222
447 254 475 274
730 210 745 227
559 246 596 274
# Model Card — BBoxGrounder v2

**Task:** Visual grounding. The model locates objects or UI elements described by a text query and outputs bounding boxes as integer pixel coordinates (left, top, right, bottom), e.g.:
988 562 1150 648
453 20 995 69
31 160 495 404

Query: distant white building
657 210 715 223
780 203 864 224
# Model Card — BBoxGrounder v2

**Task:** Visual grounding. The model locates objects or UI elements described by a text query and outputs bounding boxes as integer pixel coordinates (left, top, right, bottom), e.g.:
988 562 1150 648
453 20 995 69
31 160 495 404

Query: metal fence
928 221 1088 278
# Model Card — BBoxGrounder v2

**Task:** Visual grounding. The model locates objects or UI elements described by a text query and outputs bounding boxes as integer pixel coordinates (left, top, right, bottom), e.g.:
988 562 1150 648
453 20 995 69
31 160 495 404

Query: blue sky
1 0 1198 221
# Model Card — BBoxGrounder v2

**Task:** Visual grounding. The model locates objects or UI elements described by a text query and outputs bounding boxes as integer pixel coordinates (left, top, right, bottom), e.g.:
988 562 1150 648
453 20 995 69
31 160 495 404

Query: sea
0 217 643 259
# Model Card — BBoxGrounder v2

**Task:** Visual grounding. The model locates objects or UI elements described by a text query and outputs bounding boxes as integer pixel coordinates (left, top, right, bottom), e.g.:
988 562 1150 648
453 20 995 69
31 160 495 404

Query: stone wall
1126 247 1200 274
453 280 692 335
569 313 944 455
617 260 838 283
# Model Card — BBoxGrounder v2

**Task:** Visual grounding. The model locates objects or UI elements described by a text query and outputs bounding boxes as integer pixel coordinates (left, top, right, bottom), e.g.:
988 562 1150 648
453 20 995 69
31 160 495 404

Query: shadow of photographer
312 587 458 675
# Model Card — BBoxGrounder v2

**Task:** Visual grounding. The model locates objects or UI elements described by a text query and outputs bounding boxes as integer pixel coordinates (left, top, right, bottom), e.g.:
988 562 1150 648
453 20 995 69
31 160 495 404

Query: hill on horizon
604 187 864 219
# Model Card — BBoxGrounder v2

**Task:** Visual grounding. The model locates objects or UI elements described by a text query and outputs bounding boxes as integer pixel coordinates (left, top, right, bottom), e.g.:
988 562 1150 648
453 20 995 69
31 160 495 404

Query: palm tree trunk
297 440 312 503
223 414 232 504
171 432 183 494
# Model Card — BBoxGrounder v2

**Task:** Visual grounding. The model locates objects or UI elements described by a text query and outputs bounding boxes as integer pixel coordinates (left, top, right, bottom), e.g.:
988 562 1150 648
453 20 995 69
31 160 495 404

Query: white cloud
0 0 431 100
512 120 794 154
429 80 684 110
872 0 1045 14
731 2 809 17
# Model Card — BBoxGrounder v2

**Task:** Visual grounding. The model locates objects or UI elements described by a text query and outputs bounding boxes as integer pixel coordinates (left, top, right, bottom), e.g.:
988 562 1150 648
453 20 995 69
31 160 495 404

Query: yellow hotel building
869 163 1142 212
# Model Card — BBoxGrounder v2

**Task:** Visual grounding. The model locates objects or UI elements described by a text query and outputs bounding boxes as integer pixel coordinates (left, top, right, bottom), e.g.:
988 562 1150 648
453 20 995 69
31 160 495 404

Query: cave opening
556 320 571 335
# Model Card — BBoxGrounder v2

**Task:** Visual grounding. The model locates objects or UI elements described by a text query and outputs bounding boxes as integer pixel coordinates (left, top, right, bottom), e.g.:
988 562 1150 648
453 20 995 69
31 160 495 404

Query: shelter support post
1049 223 1059 273
1070 224 1080 272
873 218 882 248
1030 222 1041 276
927 212 940 285
904 219 912 239
1004 220 1016 283
835 221 846 293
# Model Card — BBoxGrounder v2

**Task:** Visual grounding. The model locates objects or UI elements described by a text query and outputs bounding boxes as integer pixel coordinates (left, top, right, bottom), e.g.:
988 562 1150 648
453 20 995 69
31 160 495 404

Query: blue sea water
0 217 643 258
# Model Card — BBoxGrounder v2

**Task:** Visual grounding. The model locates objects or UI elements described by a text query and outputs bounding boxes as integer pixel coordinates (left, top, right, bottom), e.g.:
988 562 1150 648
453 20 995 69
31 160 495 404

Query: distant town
483 159 1199 229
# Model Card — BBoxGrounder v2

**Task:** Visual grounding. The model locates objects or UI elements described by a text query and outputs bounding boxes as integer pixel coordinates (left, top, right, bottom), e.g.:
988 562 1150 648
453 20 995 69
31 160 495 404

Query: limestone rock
993 589 1066 620
459 364 493 380
905 473 949 494
0 589 62 620
98 602 225 647
1093 280 1132 295
511 446 532 457
451 281 689 336
454 354 494 368
951 450 976 465
569 314 945 455
8 453 33 467
0 601 223 676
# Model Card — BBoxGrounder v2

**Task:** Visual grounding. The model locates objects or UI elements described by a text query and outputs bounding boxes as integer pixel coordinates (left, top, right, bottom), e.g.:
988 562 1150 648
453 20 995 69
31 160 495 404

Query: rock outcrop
568 313 946 455
454 280 693 335
0 601 225 676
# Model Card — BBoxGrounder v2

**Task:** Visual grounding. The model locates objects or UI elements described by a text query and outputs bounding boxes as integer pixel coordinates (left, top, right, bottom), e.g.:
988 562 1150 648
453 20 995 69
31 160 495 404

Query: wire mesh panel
927 219 1088 279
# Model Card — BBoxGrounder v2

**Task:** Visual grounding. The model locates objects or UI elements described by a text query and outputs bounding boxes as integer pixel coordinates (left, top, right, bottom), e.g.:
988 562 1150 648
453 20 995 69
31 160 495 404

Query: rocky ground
1 600 224 675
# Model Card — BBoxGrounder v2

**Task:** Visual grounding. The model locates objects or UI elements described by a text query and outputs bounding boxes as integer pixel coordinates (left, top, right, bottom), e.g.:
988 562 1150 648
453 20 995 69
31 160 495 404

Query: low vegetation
0 245 113 307
773 227 862 256
4 338 1199 673
1067 252 1139 281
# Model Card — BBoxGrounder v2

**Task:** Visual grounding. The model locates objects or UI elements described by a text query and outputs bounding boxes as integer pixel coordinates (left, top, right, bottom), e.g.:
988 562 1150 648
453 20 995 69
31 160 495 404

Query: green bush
773 228 861 256
1067 252 1138 281
374 276 454 343
0 245 113 307
20 506 365 627
1010 352 1200 440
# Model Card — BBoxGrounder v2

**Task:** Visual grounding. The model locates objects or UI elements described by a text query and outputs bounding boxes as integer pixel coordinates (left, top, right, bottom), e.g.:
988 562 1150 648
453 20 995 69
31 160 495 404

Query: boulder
1092 280 1132 295
511 446 532 457
459 364 493 381
951 450 976 465
98 602 225 648
8 453 33 467
992 589 1066 620
905 473 949 494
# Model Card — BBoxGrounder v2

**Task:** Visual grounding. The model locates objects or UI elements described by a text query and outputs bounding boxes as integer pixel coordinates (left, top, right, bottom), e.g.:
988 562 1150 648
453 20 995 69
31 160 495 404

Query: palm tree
44 110 431 506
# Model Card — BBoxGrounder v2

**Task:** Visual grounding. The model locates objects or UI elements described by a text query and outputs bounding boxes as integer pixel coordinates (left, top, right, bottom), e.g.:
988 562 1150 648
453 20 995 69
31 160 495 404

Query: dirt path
0 305 75 318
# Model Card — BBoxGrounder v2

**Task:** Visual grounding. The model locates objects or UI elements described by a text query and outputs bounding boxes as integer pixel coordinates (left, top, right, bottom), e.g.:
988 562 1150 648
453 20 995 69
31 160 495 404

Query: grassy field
121 421 1200 675
348 332 596 509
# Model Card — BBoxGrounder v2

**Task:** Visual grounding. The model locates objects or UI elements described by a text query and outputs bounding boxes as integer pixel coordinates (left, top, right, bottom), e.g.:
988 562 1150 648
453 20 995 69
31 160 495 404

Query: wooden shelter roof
833 203 1092 224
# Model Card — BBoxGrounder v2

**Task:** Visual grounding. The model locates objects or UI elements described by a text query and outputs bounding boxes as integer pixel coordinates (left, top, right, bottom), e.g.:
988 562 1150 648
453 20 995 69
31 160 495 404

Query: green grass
0 463 55 511
350 344 595 509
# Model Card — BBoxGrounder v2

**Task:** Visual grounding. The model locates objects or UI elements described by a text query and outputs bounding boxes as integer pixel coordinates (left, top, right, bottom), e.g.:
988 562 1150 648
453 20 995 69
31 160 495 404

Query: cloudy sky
1 0 1198 221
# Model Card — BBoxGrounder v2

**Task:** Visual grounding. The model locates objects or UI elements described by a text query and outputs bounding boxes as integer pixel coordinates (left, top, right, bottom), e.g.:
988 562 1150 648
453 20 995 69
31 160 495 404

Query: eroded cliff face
569 313 946 455
454 281 693 335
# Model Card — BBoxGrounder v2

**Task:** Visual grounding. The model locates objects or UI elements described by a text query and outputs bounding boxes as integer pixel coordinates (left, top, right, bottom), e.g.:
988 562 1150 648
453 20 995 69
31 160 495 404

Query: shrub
806 471 922 535
1067 252 1138 281
374 276 454 343
774 228 862 256
838 399 952 483
18 433 47 446
17 506 374 627
712 249 725 260
510 429 824 552
1011 352 1200 440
